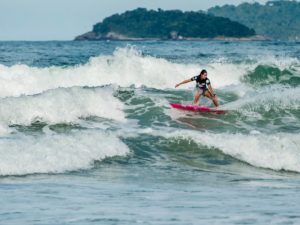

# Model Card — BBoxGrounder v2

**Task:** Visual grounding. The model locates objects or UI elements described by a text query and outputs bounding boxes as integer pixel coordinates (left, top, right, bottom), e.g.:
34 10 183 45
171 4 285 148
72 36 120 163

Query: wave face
151 129 300 172
0 41 299 175
243 65 300 86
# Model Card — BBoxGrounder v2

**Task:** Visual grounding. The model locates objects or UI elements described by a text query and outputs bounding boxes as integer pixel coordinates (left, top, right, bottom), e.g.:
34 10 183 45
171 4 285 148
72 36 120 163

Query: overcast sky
0 0 269 40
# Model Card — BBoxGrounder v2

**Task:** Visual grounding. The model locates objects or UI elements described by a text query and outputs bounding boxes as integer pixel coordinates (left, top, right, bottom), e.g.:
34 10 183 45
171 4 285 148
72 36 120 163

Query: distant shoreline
0 36 273 42
74 31 270 41
72 37 273 41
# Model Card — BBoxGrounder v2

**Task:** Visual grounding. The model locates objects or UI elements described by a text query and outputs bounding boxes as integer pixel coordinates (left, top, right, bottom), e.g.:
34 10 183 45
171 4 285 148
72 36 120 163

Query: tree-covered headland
75 8 256 40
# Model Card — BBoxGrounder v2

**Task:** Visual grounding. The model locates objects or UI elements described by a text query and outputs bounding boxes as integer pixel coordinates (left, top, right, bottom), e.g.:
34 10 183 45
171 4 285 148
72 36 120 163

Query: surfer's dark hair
200 69 207 75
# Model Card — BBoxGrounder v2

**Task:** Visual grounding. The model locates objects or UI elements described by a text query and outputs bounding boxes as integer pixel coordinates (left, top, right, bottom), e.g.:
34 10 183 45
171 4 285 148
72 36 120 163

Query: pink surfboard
170 103 226 114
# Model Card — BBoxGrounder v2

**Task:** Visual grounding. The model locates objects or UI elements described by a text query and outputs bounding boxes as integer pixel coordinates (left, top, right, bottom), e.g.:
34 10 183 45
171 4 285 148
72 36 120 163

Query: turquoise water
0 41 300 224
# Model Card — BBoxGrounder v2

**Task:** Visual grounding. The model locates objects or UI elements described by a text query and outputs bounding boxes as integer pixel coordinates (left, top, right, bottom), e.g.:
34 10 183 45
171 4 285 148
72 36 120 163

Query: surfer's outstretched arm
175 79 192 88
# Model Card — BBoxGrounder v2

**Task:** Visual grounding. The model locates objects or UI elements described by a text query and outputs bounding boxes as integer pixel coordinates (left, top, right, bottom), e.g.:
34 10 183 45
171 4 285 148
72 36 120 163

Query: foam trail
143 129 300 172
0 86 126 127
0 130 129 176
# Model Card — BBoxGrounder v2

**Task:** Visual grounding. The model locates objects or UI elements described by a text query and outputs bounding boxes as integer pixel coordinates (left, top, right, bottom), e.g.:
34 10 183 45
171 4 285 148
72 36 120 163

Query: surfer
175 69 219 107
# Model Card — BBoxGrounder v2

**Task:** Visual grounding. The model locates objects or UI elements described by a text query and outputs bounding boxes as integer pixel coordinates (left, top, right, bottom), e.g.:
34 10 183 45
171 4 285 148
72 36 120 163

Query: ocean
0 40 299 224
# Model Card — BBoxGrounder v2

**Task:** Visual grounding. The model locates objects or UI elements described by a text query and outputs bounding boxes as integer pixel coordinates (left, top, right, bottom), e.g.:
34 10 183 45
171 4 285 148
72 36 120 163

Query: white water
0 130 129 176
0 46 299 176
0 48 197 97
0 86 125 130
0 47 251 97
0 47 299 99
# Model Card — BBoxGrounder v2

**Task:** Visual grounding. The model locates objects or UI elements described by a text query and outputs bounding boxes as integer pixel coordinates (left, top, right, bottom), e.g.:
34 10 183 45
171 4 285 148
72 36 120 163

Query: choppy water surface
0 41 300 225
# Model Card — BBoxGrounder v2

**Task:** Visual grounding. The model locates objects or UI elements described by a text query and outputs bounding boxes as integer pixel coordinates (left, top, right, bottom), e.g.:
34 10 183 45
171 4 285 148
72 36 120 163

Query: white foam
223 85 300 112
0 123 14 136
250 54 300 71
0 47 191 97
147 129 300 173
0 86 126 127
0 130 129 176
205 60 249 88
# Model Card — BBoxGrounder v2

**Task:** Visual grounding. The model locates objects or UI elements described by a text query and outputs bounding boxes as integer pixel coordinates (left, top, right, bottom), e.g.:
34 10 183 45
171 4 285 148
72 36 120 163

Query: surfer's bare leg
204 91 219 107
193 91 202 105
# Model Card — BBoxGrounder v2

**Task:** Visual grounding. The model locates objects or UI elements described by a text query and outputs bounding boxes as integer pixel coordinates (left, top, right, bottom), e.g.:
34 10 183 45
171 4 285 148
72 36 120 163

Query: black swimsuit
191 75 210 94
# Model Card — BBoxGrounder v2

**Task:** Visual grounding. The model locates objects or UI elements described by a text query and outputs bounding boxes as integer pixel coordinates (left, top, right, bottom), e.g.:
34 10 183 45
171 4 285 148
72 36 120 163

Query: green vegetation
75 8 255 40
208 0 300 40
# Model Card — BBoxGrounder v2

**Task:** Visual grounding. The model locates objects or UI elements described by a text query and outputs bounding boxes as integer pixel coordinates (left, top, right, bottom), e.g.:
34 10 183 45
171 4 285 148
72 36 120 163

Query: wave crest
0 86 126 128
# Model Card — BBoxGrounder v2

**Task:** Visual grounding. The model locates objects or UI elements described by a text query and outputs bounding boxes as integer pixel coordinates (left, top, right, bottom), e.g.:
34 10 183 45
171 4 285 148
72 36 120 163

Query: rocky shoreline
75 32 270 41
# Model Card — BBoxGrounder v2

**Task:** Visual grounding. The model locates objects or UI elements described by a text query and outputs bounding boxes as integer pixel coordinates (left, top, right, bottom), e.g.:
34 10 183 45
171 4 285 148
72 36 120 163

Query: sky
0 0 269 41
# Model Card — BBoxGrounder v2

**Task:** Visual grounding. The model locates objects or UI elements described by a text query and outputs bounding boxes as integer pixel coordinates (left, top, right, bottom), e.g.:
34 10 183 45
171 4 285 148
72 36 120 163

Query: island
75 8 258 41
